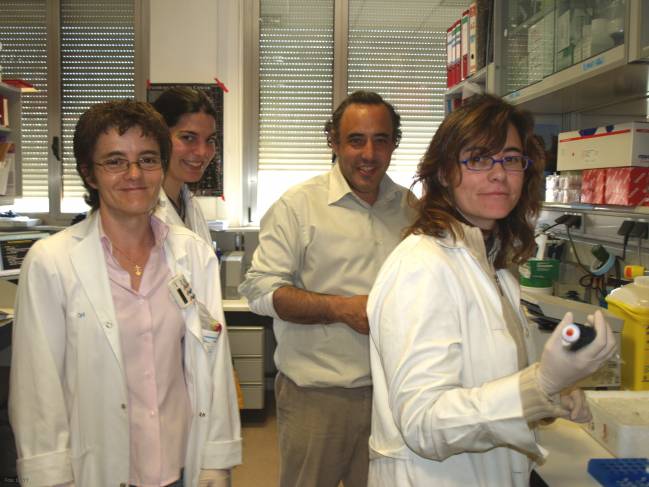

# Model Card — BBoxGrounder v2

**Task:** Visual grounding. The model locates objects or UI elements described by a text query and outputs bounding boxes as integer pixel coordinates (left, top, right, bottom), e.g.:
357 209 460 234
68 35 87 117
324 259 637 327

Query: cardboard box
582 391 649 458
604 167 649 206
580 168 606 204
557 122 649 170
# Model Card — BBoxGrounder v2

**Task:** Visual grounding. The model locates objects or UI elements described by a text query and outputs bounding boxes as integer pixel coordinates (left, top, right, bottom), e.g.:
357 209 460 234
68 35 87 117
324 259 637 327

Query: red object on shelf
2 79 37 92
581 169 606 204
605 167 649 206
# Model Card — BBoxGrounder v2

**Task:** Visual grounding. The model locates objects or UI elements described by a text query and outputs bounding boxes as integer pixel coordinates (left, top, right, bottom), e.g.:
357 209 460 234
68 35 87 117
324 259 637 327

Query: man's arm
240 197 369 334
273 286 369 335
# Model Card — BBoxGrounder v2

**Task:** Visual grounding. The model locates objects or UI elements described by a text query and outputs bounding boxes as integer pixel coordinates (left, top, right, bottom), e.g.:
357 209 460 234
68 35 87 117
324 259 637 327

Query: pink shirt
100 217 191 487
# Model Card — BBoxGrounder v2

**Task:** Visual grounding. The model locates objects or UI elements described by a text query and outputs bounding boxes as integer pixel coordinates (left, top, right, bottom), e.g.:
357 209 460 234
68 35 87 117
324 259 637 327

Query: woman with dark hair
153 87 219 245
366 95 617 486
10 100 241 487
154 87 245 410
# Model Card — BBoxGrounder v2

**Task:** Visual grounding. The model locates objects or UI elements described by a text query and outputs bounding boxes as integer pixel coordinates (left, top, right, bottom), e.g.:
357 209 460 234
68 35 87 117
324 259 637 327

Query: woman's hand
536 310 616 395
560 389 592 423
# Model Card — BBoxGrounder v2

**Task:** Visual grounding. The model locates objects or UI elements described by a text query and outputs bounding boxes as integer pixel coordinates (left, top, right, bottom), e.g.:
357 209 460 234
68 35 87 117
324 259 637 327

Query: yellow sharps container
606 276 649 390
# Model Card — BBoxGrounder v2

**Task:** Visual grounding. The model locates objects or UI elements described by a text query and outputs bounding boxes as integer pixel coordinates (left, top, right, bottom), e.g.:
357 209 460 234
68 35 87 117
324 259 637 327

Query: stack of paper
207 220 229 231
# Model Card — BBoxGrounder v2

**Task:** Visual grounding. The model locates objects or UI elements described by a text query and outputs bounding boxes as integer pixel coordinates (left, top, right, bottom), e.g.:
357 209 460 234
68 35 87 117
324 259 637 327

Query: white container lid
608 276 649 310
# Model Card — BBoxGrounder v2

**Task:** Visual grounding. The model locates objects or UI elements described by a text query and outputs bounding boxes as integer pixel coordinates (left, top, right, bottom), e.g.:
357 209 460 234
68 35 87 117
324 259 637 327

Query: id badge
168 274 196 309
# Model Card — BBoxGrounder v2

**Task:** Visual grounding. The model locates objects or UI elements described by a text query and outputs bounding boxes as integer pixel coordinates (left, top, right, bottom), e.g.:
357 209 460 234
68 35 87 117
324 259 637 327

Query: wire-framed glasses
95 156 162 173
459 155 532 172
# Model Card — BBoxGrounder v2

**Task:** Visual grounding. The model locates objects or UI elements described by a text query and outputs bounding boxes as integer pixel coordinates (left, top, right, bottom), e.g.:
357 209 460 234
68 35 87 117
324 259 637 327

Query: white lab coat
367 227 545 487
9 211 241 487
157 186 213 246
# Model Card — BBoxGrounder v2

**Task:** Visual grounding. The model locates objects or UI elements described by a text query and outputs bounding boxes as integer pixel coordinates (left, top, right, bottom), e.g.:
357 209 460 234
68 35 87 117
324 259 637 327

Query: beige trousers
275 373 372 487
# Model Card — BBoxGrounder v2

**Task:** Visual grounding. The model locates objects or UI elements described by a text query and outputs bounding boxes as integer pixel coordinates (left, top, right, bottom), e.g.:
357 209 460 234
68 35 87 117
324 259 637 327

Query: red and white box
604 167 649 206
558 122 649 171
581 169 607 204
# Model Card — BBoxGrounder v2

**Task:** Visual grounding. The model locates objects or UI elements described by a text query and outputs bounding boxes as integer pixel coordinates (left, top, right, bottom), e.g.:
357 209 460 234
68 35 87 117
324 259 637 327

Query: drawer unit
240 384 265 410
233 357 264 383
227 325 265 410
228 326 264 356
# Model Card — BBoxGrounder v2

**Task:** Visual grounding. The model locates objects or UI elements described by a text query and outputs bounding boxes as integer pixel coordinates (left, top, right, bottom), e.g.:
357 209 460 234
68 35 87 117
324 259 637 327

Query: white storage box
557 122 649 170
582 391 649 458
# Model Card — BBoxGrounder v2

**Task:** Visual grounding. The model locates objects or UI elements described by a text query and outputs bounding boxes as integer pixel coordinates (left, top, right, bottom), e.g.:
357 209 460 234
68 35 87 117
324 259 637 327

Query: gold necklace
111 244 147 277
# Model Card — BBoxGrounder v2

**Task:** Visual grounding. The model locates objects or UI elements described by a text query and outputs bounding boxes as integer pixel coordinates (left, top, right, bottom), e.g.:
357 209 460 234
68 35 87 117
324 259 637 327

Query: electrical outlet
561 212 583 234
565 214 582 229
617 220 635 236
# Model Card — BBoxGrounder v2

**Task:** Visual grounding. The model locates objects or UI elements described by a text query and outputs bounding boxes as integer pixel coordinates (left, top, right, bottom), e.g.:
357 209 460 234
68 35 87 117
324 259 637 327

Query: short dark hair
152 87 218 128
73 99 171 210
324 90 402 148
408 94 545 268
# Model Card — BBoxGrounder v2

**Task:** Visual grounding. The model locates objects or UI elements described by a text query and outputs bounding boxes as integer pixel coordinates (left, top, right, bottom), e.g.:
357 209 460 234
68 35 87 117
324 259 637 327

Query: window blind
60 0 136 199
0 0 49 199
256 0 469 216
258 0 334 172
348 0 468 186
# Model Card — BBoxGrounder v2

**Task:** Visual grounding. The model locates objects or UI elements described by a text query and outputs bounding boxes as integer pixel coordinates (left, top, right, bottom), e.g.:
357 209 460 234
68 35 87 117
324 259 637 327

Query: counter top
537 418 612 486
0 269 20 280
223 297 249 312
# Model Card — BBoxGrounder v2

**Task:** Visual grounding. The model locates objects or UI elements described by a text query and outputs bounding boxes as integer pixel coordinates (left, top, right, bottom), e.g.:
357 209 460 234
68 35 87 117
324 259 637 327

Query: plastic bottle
605 276 649 390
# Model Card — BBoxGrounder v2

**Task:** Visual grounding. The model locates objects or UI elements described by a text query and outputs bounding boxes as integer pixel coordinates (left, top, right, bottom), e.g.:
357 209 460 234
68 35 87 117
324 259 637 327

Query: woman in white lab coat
153 87 245 410
9 100 241 487
367 95 617 487
153 87 218 246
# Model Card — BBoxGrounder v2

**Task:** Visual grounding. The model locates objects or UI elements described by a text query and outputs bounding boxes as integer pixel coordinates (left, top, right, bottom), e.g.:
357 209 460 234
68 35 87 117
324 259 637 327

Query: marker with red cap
561 322 596 351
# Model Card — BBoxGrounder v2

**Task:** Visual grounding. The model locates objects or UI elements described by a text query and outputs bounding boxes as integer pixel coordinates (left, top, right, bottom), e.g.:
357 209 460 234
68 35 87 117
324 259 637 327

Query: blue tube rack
588 458 649 487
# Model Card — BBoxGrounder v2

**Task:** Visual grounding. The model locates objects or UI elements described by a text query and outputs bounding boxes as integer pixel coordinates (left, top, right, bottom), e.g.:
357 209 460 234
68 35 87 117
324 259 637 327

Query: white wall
149 0 246 226
149 0 218 83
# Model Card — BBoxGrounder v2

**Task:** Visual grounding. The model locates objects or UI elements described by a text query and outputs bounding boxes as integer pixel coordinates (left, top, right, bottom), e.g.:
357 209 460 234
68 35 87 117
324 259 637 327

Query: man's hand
273 286 369 333
330 295 369 334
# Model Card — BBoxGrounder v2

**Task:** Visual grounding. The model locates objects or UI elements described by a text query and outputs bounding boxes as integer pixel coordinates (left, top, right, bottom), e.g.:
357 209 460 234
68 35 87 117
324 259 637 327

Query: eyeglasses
95 156 162 173
459 155 532 172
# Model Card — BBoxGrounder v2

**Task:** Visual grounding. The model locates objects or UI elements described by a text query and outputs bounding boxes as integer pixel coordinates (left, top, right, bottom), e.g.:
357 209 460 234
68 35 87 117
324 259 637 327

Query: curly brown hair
408 94 545 269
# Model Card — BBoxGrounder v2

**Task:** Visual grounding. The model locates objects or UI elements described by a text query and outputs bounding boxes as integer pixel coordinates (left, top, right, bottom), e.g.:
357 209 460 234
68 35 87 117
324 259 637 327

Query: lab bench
537 418 613 486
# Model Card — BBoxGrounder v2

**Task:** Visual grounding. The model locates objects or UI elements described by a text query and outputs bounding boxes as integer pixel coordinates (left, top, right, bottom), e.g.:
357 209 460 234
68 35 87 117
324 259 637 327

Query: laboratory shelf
445 65 489 97
498 0 649 116
503 45 649 114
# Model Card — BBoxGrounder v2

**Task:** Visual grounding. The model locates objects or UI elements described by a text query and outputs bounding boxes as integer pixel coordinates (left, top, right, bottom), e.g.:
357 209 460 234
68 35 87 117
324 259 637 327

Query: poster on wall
147 83 224 197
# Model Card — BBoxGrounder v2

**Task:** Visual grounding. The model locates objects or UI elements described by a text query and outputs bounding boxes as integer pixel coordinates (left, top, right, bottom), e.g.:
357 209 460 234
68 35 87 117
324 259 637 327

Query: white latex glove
537 310 617 396
198 469 231 487
560 389 592 423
